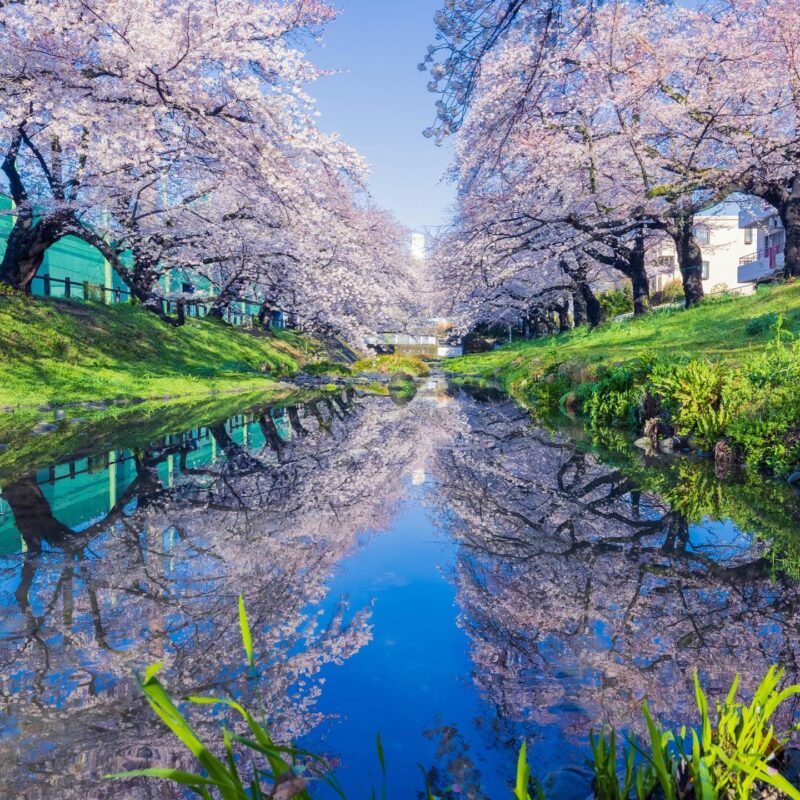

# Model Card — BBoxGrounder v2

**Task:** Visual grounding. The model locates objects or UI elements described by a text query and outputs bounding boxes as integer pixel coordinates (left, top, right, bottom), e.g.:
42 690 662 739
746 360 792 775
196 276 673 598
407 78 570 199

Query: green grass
302 360 353 377
0 288 319 407
352 354 431 377
446 283 800 389
446 283 800 474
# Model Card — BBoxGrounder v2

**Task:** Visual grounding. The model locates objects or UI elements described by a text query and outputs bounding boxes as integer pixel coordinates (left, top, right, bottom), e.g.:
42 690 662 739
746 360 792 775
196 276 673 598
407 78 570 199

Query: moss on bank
352 354 431 377
447 283 800 474
0 288 320 407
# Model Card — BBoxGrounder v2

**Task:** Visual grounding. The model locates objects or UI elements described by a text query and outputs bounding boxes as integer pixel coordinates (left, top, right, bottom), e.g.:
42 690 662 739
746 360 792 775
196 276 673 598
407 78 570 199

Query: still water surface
1 380 799 798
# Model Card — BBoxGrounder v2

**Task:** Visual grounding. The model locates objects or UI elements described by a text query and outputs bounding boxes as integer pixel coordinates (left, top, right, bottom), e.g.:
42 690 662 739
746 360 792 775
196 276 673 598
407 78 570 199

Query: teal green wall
0 195 273 322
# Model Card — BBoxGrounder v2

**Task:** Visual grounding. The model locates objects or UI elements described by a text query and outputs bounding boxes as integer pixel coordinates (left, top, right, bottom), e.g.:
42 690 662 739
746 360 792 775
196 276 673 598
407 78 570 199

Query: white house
648 200 759 296
737 201 785 285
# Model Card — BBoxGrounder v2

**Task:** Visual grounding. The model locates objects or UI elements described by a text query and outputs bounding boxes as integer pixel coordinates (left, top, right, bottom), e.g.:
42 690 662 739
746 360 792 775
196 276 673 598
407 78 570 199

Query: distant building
737 201 785 285
648 199 758 296
411 232 426 261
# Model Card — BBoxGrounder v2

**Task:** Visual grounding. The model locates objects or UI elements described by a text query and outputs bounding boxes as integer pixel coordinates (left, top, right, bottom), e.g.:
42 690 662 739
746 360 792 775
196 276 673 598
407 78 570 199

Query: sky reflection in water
0 383 798 799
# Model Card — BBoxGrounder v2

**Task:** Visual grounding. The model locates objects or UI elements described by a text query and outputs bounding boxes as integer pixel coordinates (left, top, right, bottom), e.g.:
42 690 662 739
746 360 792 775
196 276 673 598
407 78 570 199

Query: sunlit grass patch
353 354 431 377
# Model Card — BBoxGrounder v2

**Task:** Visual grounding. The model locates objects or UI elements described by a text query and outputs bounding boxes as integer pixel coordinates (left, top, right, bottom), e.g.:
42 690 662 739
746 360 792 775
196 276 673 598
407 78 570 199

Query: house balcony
738 246 785 283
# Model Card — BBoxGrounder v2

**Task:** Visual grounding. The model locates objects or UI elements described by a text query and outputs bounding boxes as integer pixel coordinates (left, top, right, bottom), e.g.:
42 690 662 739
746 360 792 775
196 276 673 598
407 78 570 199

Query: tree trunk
572 288 588 327
287 406 308 437
629 230 651 316
579 281 604 326
556 298 571 332
783 178 800 278
0 210 73 292
673 218 705 307
258 414 286 456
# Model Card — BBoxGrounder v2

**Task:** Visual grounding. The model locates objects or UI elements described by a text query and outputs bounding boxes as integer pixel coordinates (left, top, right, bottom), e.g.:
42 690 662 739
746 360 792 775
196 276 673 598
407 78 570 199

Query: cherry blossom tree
0 0 412 339
670 0 800 278
427 0 795 312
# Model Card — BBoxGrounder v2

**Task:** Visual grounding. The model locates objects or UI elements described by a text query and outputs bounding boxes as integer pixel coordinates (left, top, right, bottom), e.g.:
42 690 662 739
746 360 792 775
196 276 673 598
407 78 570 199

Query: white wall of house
647 201 758 295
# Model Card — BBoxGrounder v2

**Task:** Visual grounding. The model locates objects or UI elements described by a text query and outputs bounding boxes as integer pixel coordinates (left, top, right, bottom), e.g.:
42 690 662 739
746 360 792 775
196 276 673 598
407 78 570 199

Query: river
1 379 799 799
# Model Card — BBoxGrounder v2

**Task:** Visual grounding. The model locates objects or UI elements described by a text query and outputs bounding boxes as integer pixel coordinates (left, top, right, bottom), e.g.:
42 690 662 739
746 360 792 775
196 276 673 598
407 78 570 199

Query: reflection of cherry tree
433 394 800 738
0 391 432 799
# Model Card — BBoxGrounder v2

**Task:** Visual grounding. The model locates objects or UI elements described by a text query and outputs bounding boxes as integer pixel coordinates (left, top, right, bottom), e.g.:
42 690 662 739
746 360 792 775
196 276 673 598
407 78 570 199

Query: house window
744 227 754 245
182 282 194 294
694 225 710 245
702 261 710 280
655 255 675 269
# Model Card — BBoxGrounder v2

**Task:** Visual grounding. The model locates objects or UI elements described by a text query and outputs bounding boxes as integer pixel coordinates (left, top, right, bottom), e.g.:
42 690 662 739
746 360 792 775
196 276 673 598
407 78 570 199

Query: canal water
1 380 799 799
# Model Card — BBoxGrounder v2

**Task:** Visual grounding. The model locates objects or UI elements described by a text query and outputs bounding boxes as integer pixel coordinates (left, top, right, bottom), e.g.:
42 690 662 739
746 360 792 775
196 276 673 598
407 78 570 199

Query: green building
0 195 276 324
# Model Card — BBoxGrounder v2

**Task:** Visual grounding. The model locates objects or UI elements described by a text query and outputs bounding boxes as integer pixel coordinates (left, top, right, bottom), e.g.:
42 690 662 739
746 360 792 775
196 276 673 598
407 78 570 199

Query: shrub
303 360 352 377
598 284 634 318
655 279 685 305
745 312 779 337
649 359 728 447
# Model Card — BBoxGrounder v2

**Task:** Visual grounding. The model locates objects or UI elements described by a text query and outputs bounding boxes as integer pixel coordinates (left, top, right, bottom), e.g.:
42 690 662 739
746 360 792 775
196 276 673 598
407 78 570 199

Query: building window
694 225 710 245
182 282 194 294
702 261 710 280
744 227 753 245
655 255 675 269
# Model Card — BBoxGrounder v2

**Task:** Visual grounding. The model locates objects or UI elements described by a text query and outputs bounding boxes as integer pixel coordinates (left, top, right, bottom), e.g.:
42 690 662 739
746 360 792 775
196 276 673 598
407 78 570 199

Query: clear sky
308 0 455 233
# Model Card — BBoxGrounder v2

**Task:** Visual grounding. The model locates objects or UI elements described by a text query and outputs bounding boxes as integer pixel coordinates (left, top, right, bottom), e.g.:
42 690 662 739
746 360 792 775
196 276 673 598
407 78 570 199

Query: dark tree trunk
556 298 571 332
258 414 286 456
572 288 588 327
305 399 333 433
629 230 651 316
784 179 800 278
287 406 308 437
673 217 705 307
0 210 75 292
257 301 271 328
580 282 604 326
1 477 72 550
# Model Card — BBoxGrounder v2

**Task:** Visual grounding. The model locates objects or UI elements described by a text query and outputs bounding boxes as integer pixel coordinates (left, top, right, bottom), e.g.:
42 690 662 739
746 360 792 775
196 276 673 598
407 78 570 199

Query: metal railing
31 273 132 303
739 251 759 266
739 245 784 266
29 273 294 329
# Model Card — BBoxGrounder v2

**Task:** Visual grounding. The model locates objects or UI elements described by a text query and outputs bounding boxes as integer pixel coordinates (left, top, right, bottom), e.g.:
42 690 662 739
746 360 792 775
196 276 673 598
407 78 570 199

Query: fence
31 273 132 304
739 244 784 267
29 273 292 330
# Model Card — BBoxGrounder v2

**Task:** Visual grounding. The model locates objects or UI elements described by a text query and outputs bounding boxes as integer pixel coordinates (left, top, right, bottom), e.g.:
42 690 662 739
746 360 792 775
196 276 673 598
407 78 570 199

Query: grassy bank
447 282 800 474
0 288 319 408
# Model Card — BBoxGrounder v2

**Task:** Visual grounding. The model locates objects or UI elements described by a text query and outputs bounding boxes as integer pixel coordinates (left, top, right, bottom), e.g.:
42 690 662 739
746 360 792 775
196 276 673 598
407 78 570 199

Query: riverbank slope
0 288 317 408
445 282 800 474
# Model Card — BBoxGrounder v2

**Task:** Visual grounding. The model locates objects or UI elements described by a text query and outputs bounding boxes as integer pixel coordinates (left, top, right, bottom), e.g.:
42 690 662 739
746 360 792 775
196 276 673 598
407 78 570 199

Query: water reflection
433 393 800 753
0 390 431 799
0 383 799 799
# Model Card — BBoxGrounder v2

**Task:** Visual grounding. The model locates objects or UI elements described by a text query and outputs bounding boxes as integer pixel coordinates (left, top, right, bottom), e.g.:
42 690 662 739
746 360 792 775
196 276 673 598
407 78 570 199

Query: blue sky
308 0 455 233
